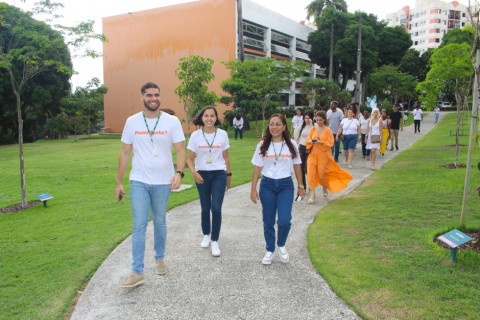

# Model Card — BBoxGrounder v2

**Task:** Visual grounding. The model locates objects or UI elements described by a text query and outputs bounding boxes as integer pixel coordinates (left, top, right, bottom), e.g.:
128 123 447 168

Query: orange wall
103 0 237 133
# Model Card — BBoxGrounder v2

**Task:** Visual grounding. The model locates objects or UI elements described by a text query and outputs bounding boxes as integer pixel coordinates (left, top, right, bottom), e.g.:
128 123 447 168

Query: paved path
71 113 445 320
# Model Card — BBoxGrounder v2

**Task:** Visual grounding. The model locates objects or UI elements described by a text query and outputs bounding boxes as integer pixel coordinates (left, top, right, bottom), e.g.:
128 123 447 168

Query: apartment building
102 0 317 133
386 0 470 53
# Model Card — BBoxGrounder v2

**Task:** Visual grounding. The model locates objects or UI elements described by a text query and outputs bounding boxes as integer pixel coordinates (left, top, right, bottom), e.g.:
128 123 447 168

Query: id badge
267 165 276 176
206 154 213 164
152 146 159 157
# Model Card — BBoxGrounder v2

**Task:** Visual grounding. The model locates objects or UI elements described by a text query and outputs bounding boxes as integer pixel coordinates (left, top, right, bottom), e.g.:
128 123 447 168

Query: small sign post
437 229 473 262
36 193 54 208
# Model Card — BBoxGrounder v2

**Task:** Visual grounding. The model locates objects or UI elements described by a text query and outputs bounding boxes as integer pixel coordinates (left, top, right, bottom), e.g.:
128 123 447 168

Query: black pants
414 120 421 133
298 144 309 190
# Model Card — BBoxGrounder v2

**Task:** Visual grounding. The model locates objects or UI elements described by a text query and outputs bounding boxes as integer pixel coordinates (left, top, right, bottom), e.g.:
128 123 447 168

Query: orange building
103 0 317 133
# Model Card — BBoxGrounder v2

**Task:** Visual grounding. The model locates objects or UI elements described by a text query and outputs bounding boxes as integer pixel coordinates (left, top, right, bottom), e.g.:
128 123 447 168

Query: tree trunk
328 23 334 81
455 105 460 167
255 117 259 138
16 93 27 208
237 0 245 62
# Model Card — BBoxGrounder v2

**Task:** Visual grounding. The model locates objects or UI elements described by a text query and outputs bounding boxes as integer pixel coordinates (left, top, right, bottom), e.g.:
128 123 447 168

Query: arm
223 149 231 191
365 120 370 144
305 127 314 149
115 143 132 201
357 123 362 141
187 150 204 184
171 141 186 190
250 166 262 204
336 124 343 141
293 164 306 199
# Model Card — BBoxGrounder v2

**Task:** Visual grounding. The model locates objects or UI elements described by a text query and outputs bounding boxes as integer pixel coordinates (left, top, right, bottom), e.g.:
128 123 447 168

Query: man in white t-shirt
116 82 186 288
412 105 423 133
326 101 344 162
291 108 304 139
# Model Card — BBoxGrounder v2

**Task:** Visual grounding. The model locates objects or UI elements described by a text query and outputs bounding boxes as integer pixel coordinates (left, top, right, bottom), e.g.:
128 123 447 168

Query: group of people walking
115 82 410 288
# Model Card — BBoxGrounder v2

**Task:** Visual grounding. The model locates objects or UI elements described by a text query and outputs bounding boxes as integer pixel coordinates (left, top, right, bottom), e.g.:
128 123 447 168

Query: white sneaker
278 246 289 263
201 235 210 248
262 251 274 265
211 241 221 257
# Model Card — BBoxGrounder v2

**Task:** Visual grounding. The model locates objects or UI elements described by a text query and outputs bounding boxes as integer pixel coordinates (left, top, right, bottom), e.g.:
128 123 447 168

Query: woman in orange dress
305 111 353 203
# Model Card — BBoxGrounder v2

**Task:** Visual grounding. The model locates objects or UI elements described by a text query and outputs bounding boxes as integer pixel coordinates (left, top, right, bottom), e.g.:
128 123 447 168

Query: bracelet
227 172 232 177
298 185 305 189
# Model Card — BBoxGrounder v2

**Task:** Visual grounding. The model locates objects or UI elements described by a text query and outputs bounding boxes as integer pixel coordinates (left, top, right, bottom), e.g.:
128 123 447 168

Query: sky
4 0 468 89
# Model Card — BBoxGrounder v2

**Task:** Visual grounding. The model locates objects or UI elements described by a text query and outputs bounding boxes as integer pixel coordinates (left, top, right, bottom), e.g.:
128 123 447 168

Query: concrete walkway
71 113 445 320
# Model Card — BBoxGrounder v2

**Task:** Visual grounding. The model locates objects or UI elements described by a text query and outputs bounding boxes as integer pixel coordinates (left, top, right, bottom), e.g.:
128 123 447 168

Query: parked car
440 101 452 108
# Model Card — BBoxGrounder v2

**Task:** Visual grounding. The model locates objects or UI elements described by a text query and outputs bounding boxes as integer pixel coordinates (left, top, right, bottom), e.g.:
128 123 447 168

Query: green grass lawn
308 113 480 319
0 127 261 319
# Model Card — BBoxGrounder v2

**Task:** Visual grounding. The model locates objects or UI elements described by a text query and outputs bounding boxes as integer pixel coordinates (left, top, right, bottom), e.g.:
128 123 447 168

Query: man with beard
115 82 186 288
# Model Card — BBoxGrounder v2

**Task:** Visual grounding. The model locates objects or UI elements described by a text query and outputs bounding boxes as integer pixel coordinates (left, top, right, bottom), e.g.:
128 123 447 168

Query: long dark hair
259 113 298 159
298 110 314 137
193 106 221 126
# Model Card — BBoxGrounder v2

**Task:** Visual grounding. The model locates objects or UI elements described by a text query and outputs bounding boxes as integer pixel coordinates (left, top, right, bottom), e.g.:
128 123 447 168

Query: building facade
102 0 317 133
386 0 470 54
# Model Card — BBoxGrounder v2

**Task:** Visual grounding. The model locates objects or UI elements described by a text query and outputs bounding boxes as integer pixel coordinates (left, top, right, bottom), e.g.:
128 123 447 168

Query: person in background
412 105 423 133
326 101 343 162
233 115 244 140
296 110 316 191
359 109 371 160
116 82 186 288
379 108 390 156
336 108 361 168
434 105 440 124
305 111 352 203
291 108 304 140
251 113 305 265
389 104 403 151
187 106 231 257
365 109 383 170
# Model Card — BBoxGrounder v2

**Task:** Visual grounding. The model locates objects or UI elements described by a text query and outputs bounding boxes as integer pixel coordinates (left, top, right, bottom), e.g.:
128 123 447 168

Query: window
415 31 418 36
414 41 418 45
396 17 399 22
462 13 466 17
436 28 440 33
462 22 465 27
438 9 442 14
436 38 440 43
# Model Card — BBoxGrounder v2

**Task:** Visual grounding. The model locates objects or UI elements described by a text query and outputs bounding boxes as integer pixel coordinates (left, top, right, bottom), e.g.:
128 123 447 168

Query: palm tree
306 0 347 81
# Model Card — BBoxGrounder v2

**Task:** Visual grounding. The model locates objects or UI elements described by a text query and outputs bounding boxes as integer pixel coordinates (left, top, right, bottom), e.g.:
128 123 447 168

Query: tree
439 27 474 48
174 55 217 138
377 26 413 66
300 78 351 109
366 65 417 105
221 58 308 137
417 43 473 167
399 48 433 82
0 2 104 208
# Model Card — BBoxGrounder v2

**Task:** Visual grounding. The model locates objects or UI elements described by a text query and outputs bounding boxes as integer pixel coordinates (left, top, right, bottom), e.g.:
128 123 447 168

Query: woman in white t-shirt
251 113 305 265
187 107 231 257
232 115 244 140
296 110 317 191
335 108 361 169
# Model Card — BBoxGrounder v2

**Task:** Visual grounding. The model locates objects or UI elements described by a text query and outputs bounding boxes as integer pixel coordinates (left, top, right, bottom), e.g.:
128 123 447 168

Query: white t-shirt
327 109 344 134
121 111 185 185
340 118 360 135
434 107 440 114
292 115 303 129
298 123 317 146
251 139 301 179
233 117 243 129
359 116 370 135
413 108 423 120
187 128 230 171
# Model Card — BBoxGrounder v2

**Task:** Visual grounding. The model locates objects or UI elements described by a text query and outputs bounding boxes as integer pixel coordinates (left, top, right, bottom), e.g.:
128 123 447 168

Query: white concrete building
386 0 470 53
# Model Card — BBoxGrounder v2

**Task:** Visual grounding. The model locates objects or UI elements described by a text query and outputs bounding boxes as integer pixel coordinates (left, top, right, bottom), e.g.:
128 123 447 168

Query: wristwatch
176 170 184 178
227 172 232 176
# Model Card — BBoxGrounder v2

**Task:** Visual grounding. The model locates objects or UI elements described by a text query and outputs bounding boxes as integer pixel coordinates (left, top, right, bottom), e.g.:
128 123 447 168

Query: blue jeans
434 113 439 123
361 134 371 157
331 133 341 162
259 176 294 252
130 180 171 274
234 127 243 140
196 170 227 241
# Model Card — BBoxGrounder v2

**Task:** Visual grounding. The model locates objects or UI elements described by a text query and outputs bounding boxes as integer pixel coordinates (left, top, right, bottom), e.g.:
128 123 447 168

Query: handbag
340 120 353 141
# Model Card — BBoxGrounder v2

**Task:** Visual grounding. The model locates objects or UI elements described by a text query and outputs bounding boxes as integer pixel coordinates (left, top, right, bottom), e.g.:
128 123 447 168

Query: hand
250 189 259 204
170 173 182 190
401 127 403 132
193 172 204 184
298 188 306 199
115 183 125 201
226 176 231 191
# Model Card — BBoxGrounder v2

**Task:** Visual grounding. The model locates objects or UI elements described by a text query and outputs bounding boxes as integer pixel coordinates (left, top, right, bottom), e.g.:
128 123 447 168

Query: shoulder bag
370 120 381 143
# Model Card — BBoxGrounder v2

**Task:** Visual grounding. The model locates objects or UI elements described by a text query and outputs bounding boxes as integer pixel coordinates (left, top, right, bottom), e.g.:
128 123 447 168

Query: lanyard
272 140 285 164
202 128 217 153
143 111 161 144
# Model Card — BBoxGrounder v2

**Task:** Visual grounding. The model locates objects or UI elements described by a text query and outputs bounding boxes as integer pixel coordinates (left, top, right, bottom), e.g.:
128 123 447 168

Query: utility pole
237 0 245 62
354 16 362 103
328 22 334 81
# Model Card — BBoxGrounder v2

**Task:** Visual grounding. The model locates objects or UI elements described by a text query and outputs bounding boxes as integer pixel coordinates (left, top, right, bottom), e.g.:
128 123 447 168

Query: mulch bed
0 201 41 214
440 164 467 169
436 231 480 253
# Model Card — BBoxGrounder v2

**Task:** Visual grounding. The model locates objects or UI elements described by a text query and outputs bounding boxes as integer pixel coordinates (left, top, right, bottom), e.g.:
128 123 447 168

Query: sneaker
396 145 399 150
211 241 221 257
201 235 210 248
155 259 167 275
278 246 289 263
262 251 274 265
120 273 145 288
390 147 393 151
